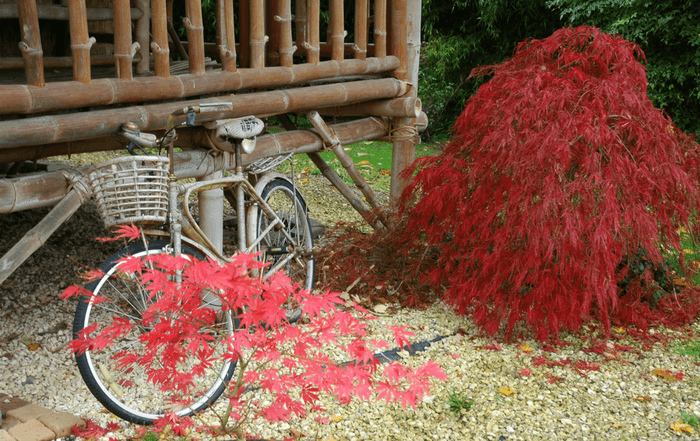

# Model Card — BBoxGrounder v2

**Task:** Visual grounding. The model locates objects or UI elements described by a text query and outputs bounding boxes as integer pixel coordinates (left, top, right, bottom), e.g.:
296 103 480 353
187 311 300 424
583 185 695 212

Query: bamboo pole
317 96 421 118
67 0 94 83
0 189 87 286
134 0 150 75
113 0 134 80
294 0 307 56
276 0 294 67
389 0 407 80
329 0 344 61
354 0 368 60
16 0 45 87
238 0 250 67
249 0 265 69
0 116 394 213
185 0 206 74
0 78 409 149
0 55 143 70
307 111 382 212
167 18 189 61
267 0 280 66
304 0 320 64
151 0 170 77
0 57 400 115
221 0 237 71
373 0 387 58
0 2 144 20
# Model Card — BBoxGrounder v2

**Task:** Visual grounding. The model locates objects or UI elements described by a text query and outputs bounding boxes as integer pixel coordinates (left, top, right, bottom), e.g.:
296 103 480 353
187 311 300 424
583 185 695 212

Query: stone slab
4 406 52 429
0 429 17 441
37 412 84 438
8 419 54 441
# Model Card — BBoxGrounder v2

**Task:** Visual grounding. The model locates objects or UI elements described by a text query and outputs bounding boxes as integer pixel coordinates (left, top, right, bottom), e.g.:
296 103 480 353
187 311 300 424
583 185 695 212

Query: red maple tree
398 25 700 340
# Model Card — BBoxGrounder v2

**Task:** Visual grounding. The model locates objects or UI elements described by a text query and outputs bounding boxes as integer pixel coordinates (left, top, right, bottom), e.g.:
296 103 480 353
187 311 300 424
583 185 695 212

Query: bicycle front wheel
73 241 237 425
257 179 315 320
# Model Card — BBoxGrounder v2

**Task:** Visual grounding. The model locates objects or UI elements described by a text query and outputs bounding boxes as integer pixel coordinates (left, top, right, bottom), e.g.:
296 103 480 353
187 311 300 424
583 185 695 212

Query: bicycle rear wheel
73 241 237 425
256 178 315 321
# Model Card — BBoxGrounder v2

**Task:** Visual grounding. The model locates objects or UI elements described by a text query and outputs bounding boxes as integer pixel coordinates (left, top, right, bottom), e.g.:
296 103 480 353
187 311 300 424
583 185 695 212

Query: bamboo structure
0 0 426 283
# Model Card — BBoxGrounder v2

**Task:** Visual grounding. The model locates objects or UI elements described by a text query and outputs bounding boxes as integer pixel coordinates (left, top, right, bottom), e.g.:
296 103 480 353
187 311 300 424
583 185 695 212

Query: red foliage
395 25 700 340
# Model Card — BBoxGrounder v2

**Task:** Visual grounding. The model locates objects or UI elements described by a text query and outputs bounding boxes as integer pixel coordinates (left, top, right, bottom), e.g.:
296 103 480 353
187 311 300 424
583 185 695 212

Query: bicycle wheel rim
74 242 236 425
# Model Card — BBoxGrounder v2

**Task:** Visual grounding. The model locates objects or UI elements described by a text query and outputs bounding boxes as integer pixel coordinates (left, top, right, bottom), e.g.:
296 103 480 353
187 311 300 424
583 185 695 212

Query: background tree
546 0 700 135
419 0 562 141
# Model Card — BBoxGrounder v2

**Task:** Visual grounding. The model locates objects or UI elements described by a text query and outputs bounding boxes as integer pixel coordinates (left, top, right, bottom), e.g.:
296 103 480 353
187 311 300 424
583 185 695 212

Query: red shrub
400 26 700 340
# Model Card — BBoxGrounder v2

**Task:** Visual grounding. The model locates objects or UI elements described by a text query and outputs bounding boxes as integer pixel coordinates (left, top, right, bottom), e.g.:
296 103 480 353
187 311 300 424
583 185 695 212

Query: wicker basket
88 156 170 230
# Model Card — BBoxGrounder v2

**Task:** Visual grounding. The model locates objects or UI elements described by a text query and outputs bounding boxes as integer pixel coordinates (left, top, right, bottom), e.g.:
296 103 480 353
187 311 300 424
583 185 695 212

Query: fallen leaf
299 178 310 184
379 169 391 176
612 326 626 334
373 304 388 315
355 160 371 166
498 387 515 396
670 421 694 435
673 277 689 287
330 414 343 423
611 423 625 428
652 369 681 381
517 368 531 377
27 343 40 351
518 343 533 352
634 396 652 402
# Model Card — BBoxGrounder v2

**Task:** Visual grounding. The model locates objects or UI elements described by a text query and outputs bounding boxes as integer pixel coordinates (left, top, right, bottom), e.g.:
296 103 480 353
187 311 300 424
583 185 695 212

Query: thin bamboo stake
329 0 344 61
238 0 250 67
113 0 134 80
267 0 280 66
353 0 368 60
304 0 320 64
276 0 294 67
167 18 189 61
294 0 307 56
134 0 150 74
249 0 265 69
185 0 206 74
389 0 407 81
16 0 44 87
151 0 170 77
222 0 237 71
67 0 94 83
307 111 382 212
373 0 386 58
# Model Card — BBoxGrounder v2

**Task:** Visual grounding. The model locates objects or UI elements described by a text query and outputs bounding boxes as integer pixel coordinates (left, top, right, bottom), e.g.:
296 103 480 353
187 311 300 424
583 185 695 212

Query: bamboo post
184 0 206 75
238 0 250 67
0 189 87 286
388 0 419 201
67 0 95 83
276 0 294 67
353 0 368 60
329 0 344 62
113 0 135 80
294 0 307 57
267 0 280 66
249 0 265 69
217 0 237 71
307 111 382 212
151 0 170 77
16 0 44 87
134 0 150 75
304 0 320 64
167 18 189 61
373 0 386 58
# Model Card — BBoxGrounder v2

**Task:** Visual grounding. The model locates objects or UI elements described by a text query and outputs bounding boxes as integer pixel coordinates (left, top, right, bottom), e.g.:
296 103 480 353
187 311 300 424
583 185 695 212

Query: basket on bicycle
88 156 170 230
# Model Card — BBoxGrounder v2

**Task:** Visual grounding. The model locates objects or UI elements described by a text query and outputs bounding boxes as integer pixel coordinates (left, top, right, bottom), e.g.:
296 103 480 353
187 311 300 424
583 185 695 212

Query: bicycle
72 103 315 425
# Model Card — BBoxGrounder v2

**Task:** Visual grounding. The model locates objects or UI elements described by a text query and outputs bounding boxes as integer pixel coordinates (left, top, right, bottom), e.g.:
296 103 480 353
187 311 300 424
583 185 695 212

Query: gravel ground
1 165 699 441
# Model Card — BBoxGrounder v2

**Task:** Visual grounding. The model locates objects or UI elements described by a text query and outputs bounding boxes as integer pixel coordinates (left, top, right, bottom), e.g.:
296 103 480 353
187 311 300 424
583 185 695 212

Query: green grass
275 139 442 194
446 391 474 415
681 410 700 431
674 339 700 362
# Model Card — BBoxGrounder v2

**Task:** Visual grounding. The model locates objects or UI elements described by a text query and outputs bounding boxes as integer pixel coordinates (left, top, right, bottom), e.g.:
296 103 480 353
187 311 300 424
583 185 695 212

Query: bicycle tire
257 178 315 322
73 241 237 425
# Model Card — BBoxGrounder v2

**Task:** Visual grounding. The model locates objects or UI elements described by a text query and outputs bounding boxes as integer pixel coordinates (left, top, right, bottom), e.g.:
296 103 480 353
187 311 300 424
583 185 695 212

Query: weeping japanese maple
402 26 700 340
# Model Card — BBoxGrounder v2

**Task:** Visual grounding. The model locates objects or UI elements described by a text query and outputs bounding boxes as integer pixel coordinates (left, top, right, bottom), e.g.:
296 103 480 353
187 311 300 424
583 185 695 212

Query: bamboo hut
0 0 425 284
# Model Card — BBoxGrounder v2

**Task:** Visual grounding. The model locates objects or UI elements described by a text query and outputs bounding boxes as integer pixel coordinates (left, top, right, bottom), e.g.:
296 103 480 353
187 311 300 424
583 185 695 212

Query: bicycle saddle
215 116 265 142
